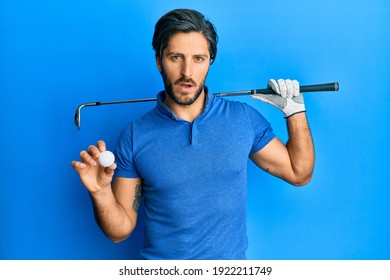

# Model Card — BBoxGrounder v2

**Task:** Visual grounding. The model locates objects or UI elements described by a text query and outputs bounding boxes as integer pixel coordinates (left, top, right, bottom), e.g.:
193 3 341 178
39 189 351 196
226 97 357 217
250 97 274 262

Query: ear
155 56 162 73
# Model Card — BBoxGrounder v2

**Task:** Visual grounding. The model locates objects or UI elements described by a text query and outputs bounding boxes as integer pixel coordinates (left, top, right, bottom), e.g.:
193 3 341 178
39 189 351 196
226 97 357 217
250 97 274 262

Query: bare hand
71 140 116 193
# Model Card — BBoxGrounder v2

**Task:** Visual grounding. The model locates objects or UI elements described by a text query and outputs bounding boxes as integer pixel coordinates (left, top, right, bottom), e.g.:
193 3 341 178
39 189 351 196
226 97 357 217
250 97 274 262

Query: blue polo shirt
114 88 275 259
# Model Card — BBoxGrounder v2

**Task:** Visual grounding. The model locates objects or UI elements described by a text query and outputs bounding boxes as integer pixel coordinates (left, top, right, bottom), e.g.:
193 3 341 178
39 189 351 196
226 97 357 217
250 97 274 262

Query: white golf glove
252 79 306 118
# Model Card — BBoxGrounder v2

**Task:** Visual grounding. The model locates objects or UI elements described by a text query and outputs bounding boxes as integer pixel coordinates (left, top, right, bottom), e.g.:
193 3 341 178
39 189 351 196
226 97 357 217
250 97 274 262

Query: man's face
157 32 210 106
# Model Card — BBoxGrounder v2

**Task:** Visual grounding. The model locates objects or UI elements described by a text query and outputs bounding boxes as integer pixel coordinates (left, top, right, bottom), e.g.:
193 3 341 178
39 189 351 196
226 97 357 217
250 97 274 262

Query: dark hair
152 9 218 64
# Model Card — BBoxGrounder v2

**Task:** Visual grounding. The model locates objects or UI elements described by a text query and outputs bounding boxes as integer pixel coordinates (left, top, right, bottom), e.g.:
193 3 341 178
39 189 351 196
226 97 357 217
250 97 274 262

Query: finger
88 145 101 159
80 150 97 166
267 79 280 94
97 140 106 152
292 80 300 96
277 79 287 98
285 79 293 98
71 160 87 171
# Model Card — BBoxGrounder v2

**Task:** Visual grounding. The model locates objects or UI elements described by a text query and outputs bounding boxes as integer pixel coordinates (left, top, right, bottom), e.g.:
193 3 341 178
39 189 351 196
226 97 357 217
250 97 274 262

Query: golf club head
74 106 81 130
74 103 97 130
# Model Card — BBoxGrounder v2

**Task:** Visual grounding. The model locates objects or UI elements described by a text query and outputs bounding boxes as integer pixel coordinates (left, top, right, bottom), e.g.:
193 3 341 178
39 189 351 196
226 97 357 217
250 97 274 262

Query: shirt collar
156 86 214 120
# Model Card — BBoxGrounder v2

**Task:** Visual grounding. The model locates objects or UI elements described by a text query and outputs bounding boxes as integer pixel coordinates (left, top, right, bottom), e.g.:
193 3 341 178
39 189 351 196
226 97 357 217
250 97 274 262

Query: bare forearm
90 187 133 242
286 112 315 185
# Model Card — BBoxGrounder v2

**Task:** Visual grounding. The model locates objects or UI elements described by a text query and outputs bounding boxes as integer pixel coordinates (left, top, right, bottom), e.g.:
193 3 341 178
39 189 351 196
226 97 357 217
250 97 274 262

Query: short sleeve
244 104 275 154
114 122 141 178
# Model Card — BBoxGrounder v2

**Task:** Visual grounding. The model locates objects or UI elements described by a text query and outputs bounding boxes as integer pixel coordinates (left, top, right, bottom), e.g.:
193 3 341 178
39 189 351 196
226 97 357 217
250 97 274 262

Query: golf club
74 82 339 129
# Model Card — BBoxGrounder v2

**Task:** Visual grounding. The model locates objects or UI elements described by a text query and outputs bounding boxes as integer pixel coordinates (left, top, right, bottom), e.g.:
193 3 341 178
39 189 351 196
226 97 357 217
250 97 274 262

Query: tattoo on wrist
132 184 143 213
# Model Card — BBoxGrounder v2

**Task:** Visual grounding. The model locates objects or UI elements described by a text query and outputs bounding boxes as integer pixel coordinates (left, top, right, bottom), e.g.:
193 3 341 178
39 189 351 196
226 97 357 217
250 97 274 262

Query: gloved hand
252 79 306 118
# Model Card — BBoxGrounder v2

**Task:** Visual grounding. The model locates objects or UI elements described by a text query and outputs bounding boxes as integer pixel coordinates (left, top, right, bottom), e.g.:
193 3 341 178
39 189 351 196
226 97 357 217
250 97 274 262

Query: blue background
1 0 389 259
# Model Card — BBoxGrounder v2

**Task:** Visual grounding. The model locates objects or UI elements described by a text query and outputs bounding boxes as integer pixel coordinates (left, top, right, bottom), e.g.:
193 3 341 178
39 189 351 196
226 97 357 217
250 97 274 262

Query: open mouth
179 83 193 91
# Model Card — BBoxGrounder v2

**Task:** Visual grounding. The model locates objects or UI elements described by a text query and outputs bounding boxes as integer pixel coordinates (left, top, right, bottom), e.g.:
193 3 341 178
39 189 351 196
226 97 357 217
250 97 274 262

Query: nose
181 59 192 77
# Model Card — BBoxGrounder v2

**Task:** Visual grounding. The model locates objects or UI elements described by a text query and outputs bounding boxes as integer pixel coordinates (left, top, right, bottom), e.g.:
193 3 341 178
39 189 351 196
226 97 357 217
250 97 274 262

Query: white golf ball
99 150 115 167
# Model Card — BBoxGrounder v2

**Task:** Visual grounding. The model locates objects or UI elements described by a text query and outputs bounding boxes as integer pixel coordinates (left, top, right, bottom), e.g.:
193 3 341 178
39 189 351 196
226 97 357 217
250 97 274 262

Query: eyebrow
165 51 209 58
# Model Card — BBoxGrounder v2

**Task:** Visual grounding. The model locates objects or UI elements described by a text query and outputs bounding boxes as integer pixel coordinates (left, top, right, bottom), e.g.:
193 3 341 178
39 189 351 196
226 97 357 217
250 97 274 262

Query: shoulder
120 107 159 133
213 96 273 133
213 96 268 121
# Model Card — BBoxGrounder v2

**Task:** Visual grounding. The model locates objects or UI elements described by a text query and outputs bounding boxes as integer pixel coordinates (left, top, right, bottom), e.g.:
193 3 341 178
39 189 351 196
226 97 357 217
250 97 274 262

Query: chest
133 115 254 191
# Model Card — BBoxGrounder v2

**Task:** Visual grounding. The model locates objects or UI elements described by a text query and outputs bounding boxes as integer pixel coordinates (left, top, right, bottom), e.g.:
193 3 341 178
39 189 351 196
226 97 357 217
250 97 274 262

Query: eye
195 56 205 62
170 55 182 61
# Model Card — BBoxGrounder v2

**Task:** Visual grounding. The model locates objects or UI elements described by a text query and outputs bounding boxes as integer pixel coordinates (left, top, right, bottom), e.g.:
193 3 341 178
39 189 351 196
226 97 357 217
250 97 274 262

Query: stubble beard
161 65 207 106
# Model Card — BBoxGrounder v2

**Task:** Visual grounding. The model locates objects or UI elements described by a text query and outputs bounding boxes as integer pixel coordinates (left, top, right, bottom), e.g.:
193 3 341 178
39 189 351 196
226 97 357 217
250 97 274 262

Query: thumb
251 93 287 111
97 163 117 188
104 163 117 177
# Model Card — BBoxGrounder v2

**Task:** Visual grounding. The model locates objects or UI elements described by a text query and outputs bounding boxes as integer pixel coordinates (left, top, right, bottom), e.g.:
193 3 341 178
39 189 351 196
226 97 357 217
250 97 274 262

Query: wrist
89 183 112 198
285 111 309 126
284 109 307 118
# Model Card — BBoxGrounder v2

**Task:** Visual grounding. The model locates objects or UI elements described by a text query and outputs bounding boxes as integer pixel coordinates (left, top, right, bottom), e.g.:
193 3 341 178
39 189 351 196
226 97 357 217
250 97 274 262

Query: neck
163 90 206 123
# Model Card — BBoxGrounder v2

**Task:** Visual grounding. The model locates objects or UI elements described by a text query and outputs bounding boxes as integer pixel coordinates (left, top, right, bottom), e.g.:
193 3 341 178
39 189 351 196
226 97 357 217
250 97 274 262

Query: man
71 9 314 259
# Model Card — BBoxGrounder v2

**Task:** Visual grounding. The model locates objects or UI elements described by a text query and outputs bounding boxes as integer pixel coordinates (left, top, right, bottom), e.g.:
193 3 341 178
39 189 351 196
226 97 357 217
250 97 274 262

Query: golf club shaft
82 82 338 105
74 82 339 129
214 82 339 97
